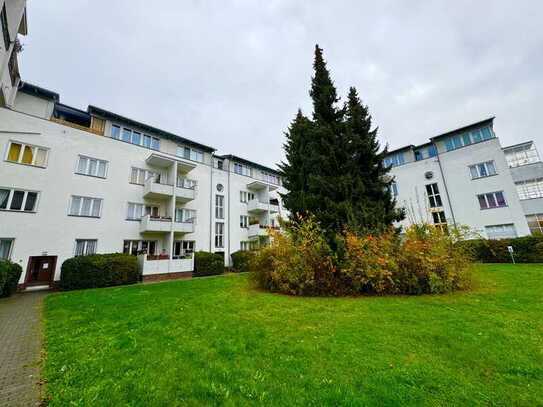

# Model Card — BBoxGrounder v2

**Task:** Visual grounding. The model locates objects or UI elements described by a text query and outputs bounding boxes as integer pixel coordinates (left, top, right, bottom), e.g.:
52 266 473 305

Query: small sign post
507 246 515 264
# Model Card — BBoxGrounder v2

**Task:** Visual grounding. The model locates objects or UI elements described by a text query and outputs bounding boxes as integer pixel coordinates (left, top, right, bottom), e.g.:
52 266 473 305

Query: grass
43 264 543 406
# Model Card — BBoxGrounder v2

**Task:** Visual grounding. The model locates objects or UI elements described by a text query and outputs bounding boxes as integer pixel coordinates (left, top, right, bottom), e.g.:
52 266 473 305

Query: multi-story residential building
503 141 543 234
386 117 533 240
0 82 285 287
0 0 27 108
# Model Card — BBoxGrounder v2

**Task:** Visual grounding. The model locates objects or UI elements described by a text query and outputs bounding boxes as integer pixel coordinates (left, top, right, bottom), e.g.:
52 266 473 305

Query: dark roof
386 144 414 155
502 140 533 151
88 105 215 153
222 154 281 175
432 117 495 141
19 82 59 102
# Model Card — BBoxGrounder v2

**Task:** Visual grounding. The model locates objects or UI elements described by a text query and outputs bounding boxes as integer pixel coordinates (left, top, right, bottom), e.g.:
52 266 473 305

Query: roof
432 117 495 141
502 140 534 151
222 154 281 175
19 82 59 102
386 144 415 155
88 106 216 153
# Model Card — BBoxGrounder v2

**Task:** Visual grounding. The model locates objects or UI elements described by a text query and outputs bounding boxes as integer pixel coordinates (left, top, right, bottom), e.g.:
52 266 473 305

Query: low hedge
460 236 543 263
0 259 23 297
193 251 224 277
60 253 139 290
231 250 253 273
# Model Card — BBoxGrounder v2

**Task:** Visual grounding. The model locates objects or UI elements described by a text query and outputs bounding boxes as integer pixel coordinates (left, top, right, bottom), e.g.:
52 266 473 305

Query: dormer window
110 124 160 151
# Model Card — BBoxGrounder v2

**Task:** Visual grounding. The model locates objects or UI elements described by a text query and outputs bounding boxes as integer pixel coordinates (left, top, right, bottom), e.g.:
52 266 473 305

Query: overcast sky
21 1 542 168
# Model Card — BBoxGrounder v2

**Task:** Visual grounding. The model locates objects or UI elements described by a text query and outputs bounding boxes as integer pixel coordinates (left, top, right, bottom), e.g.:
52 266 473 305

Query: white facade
387 118 532 239
0 86 286 285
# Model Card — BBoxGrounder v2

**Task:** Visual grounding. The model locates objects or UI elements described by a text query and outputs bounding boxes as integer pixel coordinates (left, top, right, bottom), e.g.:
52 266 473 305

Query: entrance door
26 256 57 286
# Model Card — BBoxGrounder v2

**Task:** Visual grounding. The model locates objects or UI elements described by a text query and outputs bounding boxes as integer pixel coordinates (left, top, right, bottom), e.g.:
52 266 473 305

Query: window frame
75 155 109 178
0 187 40 213
5 140 49 168
477 191 507 210
215 195 224 219
0 238 14 260
74 239 98 256
468 160 497 180
68 195 103 218
425 183 443 208
485 224 517 240
240 215 249 228
515 178 543 201
110 124 160 151
215 222 224 248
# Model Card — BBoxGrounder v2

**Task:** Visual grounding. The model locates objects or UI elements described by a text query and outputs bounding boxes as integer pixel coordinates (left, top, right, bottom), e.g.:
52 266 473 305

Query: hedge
460 236 543 263
60 253 139 290
193 251 224 277
231 250 253 273
0 259 23 297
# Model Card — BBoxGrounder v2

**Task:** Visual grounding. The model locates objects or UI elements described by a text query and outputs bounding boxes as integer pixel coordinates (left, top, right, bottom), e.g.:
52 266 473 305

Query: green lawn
43 264 543 406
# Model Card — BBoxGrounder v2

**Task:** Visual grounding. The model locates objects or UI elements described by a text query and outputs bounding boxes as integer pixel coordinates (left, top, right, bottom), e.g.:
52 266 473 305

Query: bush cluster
60 253 139 291
193 251 224 277
0 259 23 297
250 218 472 296
460 235 543 263
230 250 253 273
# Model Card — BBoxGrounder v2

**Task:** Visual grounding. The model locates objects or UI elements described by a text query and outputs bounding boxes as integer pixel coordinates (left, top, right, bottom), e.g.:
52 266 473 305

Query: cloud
21 0 543 167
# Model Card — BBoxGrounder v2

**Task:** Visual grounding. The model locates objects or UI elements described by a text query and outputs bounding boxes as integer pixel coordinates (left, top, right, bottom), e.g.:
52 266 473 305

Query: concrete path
0 291 47 406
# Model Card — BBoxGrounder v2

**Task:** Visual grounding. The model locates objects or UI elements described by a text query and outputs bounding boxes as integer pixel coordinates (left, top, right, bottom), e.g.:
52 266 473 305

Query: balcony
137 254 194 276
247 199 279 214
248 223 280 237
176 178 197 202
139 215 195 233
143 178 196 202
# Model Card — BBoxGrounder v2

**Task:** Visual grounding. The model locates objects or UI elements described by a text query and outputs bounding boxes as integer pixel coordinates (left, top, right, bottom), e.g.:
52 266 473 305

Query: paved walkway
0 291 47 406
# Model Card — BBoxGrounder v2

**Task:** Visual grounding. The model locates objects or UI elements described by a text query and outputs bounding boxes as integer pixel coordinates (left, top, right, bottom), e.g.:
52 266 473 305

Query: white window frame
74 239 97 256
175 208 196 223
177 146 204 163
69 195 103 218
215 222 224 248
173 240 195 258
425 183 443 208
130 167 157 185
240 241 251 251
515 178 543 201
526 214 543 235
485 224 517 240
215 195 224 219
478 191 507 210
110 124 160 150
76 155 109 178
5 140 49 168
240 215 249 228
234 162 251 176
469 161 496 179
127 202 145 220
0 238 14 260
0 187 40 212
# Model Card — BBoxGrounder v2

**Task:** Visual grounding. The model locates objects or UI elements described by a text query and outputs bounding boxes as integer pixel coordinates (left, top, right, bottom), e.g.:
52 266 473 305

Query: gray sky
22 1 543 168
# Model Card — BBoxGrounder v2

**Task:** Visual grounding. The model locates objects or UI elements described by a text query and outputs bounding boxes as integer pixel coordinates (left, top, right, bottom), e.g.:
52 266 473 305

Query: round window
216 183 224 192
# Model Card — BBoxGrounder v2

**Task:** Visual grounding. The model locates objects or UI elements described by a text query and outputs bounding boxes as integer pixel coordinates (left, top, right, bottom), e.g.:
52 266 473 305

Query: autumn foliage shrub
250 217 472 296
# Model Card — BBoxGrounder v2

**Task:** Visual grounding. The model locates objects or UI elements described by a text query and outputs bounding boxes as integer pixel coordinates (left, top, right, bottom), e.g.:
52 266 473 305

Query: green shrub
231 251 253 273
460 236 543 263
60 253 139 291
0 259 23 298
194 251 224 277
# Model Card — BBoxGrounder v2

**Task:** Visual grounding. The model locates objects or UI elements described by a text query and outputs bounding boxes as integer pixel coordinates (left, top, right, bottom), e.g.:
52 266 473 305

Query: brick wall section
142 272 193 282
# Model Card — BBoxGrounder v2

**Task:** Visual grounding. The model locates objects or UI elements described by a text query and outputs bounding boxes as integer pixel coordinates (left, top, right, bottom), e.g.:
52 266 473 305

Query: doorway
25 256 57 286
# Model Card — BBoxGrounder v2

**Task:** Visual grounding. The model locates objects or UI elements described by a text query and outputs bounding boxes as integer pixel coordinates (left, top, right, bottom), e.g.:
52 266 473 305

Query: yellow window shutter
8 143 22 162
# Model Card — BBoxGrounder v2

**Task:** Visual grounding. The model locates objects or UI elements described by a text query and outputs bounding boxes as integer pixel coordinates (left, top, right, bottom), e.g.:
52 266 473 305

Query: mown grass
43 264 543 406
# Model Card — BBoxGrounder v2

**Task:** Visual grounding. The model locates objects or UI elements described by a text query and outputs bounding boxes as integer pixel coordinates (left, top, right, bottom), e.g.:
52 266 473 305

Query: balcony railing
177 177 197 189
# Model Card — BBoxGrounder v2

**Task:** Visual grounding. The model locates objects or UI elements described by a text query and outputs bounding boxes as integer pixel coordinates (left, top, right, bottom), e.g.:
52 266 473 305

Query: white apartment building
0 82 286 287
386 117 535 240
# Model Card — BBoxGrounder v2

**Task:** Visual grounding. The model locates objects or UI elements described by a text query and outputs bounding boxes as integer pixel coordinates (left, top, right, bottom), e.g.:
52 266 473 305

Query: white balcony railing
248 223 280 237
247 199 279 213
137 254 194 276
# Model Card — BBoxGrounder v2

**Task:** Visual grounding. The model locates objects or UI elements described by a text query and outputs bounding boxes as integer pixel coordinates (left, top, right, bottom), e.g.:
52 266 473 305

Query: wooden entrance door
26 256 57 285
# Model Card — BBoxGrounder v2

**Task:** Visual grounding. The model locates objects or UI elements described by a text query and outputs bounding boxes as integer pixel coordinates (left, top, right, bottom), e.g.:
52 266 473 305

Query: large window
0 238 13 259
130 167 158 185
76 155 108 178
1 5 10 51
240 191 255 203
215 222 224 248
262 172 280 185
469 161 496 179
177 176 197 189
175 208 196 223
234 162 252 176
240 215 249 228
0 188 39 212
127 203 159 220
110 124 160 150
6 141 49 167
485 224 517 240
432 211 447 232
75 239 97 256
526 214 543 235
177 146 204 163
425 183 442 208
383 152 405 168
515 178 543 200
69 196 102 217
123 240 157 256
478 191 506 210
173 240 195 259
504 143 540 168
414 145 438 161
215 195 224 219
444 126 494 152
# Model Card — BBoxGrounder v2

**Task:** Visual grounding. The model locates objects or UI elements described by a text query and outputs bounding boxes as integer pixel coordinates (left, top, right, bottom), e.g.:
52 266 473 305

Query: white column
168 161 178 273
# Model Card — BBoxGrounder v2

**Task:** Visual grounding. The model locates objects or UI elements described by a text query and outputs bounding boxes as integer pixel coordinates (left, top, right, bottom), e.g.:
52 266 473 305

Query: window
240 191 255 203
1 5 10 51
6 141 49 167
110 125 159 150
383 152 405 168
240 241 251 251
215 222 224 248
0 188 39 212
69 196 102 217
262 171 280 185
215 195 224 219
240 215 249 228
175 208 196 223
414 150 423 161
130 167 157 185
177 146 204 162
432 211 448 232
504 142 540 168
127 203 145 220
75 239 97 256
76 155 108 178
444 126 494 152
234 162 252 176
216 159 224 170
177 176 197 189
485 224 517 240
478 191 506 210
173 240 195 258
0 238 13 259
123 240 157 256
526 214 543 235
390 182 398 197
425 183 443 208
469 161 496 179
515 178 543 200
